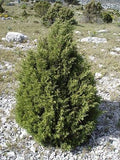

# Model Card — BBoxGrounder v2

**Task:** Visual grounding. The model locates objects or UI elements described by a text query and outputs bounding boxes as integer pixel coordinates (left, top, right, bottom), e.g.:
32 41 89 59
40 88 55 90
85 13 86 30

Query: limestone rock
97 30 108 33
81 37 107 43
95 73 102 79
6 32 28 43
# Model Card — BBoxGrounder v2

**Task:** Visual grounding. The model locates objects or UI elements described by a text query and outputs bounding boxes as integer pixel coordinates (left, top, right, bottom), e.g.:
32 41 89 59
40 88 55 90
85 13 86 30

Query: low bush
21 3 27 9
34 1 51 17
0 5 4 13
83 0 102 23
42 3 76 26
102 12 113 23
64 0 79 5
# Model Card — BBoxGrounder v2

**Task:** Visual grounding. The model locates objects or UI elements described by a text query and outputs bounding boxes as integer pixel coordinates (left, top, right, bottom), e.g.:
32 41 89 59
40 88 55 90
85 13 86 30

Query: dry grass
0 4 48 41
74 22 120 77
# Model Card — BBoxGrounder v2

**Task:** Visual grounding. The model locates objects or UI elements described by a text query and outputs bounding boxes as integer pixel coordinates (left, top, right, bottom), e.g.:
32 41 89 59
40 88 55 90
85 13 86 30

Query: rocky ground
79 0 120 10
0 32 120 160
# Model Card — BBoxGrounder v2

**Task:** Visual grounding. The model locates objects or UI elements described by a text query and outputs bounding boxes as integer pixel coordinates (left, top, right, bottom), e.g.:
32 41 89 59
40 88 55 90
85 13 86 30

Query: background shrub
21 3 27 9
102 12 113 23
15 21 101 150
58 7 74 21
64 0 79 5
0 0 4 13
34 1 51 17
42 3 76 26
83 0 103 23
42 2 62 26
0 5 4 13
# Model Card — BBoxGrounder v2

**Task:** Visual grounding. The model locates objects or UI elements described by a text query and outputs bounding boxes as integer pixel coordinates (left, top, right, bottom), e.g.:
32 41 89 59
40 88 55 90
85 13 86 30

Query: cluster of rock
110 47 120 56
2 32 28 43
0 17 12 20
78 0 120 10
1 32 37 51
80 37 107 43
75 29 108 44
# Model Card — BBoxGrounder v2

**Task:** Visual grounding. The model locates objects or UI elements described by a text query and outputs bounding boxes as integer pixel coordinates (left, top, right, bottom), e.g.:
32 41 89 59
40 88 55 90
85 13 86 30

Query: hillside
0 2 120 160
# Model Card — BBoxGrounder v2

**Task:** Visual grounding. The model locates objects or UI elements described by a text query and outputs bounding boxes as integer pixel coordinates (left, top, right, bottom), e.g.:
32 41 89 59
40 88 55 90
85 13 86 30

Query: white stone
81 37 107 43
97 30 108 33
50 152 55 159
98 64 103 68
1 37 6 41
1 17 5 20
30 146 36 153
101 49 105 52
20 129 28 138
7 151 15 157
69 157 75 160
110 51 118 56
95 73 102 79
89 56 95 61
117 39 120 42
33 39 37 44
1 117 7 124
114 47 120 52
75 31 81 34
16 155 24 160
76 11 83 15
6 32 28 43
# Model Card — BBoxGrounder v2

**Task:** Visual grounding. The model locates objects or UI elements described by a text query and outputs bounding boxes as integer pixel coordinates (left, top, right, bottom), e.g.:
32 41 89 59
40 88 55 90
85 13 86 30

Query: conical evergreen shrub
83 0 102 23
15 21 101 150
42 2 76 26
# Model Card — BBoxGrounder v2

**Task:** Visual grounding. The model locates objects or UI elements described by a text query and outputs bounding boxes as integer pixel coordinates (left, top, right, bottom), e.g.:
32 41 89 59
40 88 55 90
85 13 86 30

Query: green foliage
83 0 102 23
42 3 76 26
0 4 4 13
58 7 74 21
64 0 79 5
0 0 4 6
21 0 29 2
102 12 113 23
21 3 27 9
15 21 101 150
22 10 28 17
42 2 62 26
34 1 51 17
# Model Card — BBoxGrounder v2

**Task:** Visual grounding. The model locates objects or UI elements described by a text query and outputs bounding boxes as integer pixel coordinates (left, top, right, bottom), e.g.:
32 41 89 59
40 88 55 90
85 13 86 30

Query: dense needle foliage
42 2 76 26
15 21 101 150
34 1 51 17
83 0 102 23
